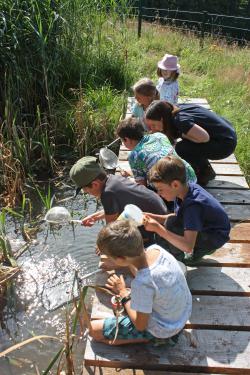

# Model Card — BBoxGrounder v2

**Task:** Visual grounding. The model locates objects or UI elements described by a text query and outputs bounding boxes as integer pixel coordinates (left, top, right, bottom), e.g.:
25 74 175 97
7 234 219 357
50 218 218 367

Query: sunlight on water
0 196 102 374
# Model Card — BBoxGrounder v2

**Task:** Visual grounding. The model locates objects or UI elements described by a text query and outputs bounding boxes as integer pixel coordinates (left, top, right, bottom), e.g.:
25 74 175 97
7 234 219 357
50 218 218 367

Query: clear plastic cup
117 204 143 226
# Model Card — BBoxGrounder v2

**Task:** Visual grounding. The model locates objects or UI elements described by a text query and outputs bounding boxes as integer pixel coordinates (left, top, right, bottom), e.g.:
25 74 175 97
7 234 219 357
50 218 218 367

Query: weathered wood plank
178 98 208 104
222 204 250 222
230 223 250 243
212 164 243 176
118 150 131 161
84 329 250 373
83 368 223 375
196 242 250 267
210 155 237 164
188 295 250 329
207 189 250 205
187 266 250 295
207 175 249 189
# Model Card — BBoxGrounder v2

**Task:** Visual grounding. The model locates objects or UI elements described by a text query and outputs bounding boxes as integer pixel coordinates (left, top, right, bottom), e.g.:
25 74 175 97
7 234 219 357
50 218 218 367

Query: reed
0 0 133 205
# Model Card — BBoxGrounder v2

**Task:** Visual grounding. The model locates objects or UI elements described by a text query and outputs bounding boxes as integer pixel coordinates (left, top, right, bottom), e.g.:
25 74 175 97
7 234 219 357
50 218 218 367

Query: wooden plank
83 368 223 375
210 154 237 164
84 329 250 373
207 175 249 189
222 204 250 222
188 295 250 329
196 242 250 267
118 150 130 161
178 98 208 104
207 189 250 205
187 266 250 295
230 223 250 243
212 164 243 176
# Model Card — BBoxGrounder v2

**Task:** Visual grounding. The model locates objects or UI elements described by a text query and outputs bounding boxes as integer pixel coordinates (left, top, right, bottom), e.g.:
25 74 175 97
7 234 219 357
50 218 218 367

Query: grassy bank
125 22 250 182
0 1 249 209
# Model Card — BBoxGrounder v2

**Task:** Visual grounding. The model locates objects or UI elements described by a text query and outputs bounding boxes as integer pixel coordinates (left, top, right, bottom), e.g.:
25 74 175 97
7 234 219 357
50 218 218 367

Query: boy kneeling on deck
89 220 192 345
143 155 230 265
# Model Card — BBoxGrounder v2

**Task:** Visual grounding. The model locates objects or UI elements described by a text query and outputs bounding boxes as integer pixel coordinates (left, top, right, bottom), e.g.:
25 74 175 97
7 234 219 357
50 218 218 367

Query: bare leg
89 319 150 346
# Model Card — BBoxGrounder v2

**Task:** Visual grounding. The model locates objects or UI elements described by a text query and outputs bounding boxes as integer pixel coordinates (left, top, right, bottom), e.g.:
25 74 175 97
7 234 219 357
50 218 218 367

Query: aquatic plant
0 0 133 205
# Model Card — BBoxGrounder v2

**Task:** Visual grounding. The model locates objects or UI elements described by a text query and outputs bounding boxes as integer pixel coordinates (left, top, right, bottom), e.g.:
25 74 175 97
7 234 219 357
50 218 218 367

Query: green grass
125 23 250 182
0 2 249 206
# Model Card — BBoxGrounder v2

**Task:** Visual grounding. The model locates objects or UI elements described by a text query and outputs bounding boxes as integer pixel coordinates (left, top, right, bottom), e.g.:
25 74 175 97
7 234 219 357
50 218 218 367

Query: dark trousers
175 137 236 170
156 215 221 262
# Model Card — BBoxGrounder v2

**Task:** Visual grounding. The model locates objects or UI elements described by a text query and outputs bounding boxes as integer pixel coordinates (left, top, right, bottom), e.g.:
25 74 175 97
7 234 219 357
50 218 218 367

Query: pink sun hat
157 54 180 72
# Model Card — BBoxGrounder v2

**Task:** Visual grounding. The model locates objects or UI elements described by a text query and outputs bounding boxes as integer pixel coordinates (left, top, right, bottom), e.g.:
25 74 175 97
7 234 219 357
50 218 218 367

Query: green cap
70 156 104 188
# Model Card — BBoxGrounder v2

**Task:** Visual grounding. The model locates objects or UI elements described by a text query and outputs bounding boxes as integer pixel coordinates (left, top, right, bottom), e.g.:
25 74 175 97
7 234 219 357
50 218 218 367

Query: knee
89 319 105 342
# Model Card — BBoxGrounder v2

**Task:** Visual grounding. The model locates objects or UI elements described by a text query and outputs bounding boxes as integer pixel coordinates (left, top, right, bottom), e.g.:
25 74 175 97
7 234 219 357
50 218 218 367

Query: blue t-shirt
174 104 237 142
175 183 230 248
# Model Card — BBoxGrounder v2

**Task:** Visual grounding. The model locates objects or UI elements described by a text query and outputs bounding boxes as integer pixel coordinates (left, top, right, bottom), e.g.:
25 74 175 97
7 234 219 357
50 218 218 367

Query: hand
105 274 127 295
143 214 161 233
81 211 104 227
120 169 132 177
81 214 96 227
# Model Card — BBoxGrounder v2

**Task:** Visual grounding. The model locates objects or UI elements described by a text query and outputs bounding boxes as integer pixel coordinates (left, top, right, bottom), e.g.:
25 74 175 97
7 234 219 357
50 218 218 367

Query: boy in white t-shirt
89 220 192 345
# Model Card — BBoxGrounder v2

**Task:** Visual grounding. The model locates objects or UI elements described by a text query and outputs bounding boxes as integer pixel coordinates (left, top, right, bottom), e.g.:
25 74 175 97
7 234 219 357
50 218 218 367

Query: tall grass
0 0 133 205
125 23 250 182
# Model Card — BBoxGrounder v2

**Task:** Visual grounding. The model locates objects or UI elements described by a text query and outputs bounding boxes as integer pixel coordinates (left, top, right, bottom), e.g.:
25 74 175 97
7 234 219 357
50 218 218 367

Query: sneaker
197 162 216 186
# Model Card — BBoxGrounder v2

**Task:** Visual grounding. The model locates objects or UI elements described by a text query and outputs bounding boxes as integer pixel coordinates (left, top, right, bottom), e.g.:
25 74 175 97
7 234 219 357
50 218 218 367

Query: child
145 100 237 186
131 78 159 126
116 117 196 187
69 156 167 245
143 155 231 264
156 54 180 104
89 220 192 345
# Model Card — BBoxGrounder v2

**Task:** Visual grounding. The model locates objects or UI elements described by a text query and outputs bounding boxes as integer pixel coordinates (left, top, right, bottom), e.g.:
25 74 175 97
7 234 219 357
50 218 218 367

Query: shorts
103 316 154 341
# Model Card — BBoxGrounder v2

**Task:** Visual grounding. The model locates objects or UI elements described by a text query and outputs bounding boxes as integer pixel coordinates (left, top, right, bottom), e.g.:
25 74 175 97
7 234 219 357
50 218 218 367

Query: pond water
0 191 102 374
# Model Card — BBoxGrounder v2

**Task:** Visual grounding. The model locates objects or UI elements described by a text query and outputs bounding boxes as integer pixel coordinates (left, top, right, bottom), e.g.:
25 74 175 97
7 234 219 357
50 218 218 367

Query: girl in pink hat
156 54 180 104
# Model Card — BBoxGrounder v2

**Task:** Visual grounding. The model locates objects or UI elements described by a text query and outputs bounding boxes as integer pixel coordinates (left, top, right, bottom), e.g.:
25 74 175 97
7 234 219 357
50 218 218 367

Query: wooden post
138 0 142 38
200 11 207 48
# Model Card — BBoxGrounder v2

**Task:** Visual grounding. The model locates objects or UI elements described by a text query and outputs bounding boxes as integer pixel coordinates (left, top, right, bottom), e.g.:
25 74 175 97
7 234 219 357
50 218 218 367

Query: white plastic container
117 204 143 226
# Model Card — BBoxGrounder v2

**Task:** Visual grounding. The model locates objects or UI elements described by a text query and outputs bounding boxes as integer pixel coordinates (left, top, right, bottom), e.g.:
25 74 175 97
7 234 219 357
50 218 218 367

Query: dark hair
149 155 187 185
97 220 144 258
116 117 145 141
84 171 107 187
156 68 179 81
145 100 179 144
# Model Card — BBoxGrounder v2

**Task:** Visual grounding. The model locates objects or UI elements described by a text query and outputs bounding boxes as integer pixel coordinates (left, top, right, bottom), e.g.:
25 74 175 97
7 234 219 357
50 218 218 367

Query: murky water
0 192 103 374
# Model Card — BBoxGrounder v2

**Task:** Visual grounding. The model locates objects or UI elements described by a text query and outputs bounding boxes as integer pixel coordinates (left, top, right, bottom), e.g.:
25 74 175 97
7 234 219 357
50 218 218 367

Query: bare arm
81 210 105 226
182 124 210 143
143 212 174 225
106 275 150 331
143 215 197 253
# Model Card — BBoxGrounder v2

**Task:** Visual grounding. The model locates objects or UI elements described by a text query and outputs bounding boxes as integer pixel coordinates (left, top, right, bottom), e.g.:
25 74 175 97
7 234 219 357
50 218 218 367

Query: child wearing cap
143 155 230 265
89 220 192 345
69 156 167 247
157 54 180 104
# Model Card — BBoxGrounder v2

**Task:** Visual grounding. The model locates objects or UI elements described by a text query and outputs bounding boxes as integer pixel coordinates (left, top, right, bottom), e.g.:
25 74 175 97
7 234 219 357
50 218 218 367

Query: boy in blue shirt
143 155 230 264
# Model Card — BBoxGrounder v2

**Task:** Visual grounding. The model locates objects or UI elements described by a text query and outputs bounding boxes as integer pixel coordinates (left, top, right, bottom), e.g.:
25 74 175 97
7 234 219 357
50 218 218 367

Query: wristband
120 294 131 306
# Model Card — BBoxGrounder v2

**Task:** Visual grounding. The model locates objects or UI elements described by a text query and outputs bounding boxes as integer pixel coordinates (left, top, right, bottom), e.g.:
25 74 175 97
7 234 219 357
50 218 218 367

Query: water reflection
0 195 102 374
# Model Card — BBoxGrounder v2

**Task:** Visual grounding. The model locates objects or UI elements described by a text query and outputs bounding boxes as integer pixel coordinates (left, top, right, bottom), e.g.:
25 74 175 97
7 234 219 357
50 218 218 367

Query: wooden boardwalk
83 98 250 375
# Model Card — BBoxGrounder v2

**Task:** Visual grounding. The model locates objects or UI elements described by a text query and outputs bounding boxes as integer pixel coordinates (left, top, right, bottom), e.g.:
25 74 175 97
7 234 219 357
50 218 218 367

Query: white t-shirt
130 244 192 338
157 78 179 104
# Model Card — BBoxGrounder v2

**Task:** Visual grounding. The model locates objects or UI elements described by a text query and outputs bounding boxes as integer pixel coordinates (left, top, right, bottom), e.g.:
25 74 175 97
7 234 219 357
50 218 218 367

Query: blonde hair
132 78 158 98
97 220 144 258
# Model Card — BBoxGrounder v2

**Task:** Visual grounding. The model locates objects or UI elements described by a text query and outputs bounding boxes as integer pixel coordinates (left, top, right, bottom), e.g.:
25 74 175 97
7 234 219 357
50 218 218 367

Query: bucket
117 204 143 226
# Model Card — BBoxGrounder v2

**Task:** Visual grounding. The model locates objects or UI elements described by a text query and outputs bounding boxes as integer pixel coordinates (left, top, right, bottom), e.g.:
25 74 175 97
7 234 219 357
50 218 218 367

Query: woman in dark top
145 100 237 186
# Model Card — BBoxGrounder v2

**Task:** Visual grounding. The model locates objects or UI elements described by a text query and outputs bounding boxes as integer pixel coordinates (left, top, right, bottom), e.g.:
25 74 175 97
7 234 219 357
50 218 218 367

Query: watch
120 294 131 306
